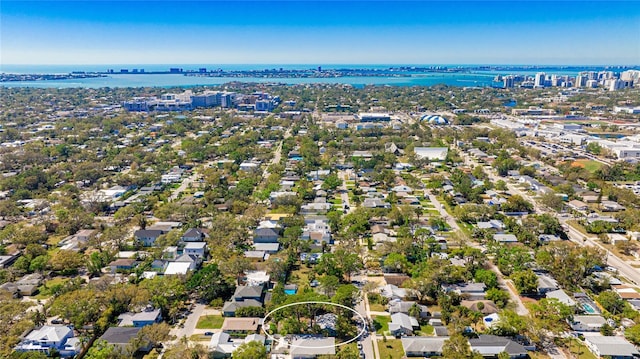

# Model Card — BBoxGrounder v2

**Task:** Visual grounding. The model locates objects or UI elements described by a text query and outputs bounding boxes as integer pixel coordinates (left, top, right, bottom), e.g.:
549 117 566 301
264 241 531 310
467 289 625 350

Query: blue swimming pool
583 303 597 314
284 289 297 295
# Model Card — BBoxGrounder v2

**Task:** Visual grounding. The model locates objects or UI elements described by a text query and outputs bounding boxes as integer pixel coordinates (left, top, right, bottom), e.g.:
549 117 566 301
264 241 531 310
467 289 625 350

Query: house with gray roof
388 301 430 318
401 337 448 357
569 315 607 332
222 285 265 317
290 336 336 359
584 335 639 359
469 335 528 358
545 289 576 307
99 327 152 353
253 228 279 243
443 283 487 300
389 313 419 337
117 308 162 327
134 229 166 247
181 228 207 242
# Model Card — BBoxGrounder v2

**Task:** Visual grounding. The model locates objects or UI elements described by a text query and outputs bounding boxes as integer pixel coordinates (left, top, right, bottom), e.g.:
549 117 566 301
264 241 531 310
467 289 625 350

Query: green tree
586 142 602 155
597 290 628 315
625 324 640 345
321 173 342 192
511 270 538 295
600 323 615 336
233 340 267 359
502 195 534 213
530 298 573 334
335 344 360 359
474 269 498 289
383 252 411 273
486 288 509 308
186 263 235 303
442 333 483 359
539 192 564 212
489 309 527 336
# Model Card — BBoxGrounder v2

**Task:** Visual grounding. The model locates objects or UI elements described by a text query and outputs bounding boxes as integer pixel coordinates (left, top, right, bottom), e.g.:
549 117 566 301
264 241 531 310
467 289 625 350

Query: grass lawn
331 197 343 205
377 339 404 359
528 351 552 359
195 315 224 329
566 339 597 359
189 334 212 342
369 303 386 312
418 324 434 336
572 159 604 173
290 265 313 286
372 315 391 334
34 277 69 299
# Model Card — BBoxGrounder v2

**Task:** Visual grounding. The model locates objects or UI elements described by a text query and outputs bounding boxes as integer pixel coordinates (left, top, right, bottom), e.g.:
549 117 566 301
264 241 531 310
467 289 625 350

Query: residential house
468 335 528 359
0 252 21 269
252 242 280 253
601 200 625 212
173 253 201 271
208 331 265 358
99 327 151 353
380 284 411 301
573 197 599 211
290 336 336 359
0 273 42 296
401 337 448 357
414 147 449 161
163 261 192 276
535 272 559 294
222 285 265 317
117 308 162 327
315 313 338 336
545 289 576 307
494 233 518 244
612 285 640 300
388 301 430 319
14 325 80 358
183 242 207 258
362 198 391 209
181 228 207 242
301 220 332 245
221 317 260 334
477 220 506 231
134 229 166 247
443 283 487 301
253 228 279 243
584 336 639 359
109 258 138 273
569 315 607 332
389 313 419 337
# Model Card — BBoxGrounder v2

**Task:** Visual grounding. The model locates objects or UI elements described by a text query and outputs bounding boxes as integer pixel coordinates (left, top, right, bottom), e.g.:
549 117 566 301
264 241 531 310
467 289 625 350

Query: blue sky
1 1 639 65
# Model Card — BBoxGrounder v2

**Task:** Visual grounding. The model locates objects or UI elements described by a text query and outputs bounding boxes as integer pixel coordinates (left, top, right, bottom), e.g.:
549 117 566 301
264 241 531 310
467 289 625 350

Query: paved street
427 192 529 316
170 303 205 341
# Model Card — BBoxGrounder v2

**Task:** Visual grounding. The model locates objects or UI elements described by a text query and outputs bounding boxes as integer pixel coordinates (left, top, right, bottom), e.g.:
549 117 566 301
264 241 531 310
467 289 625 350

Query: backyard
377 338 404 359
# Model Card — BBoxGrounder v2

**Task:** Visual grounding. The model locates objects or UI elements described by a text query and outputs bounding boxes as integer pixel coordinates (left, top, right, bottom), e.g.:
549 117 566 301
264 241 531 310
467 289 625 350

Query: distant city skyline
1 1 639 65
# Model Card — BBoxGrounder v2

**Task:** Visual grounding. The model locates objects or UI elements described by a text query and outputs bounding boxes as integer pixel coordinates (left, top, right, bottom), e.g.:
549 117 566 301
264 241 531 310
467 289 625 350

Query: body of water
0 64 625 88
0 72 502 89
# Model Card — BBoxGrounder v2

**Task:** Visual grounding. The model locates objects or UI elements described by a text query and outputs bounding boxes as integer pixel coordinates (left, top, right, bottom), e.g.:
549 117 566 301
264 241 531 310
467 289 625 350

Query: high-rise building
575 75 587 87
609 79 624 91
534 72 546 87
503 76 514 88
